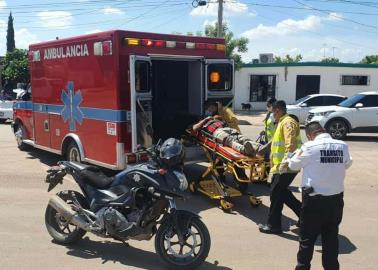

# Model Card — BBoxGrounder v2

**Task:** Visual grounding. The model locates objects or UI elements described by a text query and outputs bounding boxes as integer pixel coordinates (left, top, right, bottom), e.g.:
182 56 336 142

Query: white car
0 98 14 123
287 94 347 124
307 92 378 139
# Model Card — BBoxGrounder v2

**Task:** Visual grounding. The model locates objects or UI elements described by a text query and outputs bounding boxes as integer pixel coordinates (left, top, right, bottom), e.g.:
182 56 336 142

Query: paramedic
259 100 302 234
206 101 241 132
287 121 352 270
192 117 264 157
261 97 277 143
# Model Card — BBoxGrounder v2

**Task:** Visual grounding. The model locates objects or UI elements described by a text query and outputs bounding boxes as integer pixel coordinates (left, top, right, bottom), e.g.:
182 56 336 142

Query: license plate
0 112 4 117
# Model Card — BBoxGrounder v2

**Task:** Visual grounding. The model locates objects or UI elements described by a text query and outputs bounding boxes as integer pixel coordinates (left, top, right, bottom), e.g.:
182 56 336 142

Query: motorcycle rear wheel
45 190 88 244
155 216 210 270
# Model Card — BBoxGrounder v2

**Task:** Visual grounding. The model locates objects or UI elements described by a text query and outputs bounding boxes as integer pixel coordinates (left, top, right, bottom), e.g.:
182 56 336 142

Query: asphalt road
0 121 378 270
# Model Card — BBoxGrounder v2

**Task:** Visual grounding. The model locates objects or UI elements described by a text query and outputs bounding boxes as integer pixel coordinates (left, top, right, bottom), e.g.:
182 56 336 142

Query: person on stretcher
192 116 266 157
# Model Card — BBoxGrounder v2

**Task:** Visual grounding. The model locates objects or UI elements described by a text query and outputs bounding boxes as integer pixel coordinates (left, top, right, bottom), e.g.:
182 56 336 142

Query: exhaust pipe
48 195 92 232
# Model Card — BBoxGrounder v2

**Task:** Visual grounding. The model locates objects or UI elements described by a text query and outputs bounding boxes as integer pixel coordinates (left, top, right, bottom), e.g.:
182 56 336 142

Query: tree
274 54 303 63
360 55 378 64
202 23 248 70
2 49 29 85
6 12 15 52
321 57 340 63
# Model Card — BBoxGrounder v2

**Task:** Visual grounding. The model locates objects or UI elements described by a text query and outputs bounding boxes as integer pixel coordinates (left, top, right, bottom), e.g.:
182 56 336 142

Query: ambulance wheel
66 142 81 163
15 123 28 151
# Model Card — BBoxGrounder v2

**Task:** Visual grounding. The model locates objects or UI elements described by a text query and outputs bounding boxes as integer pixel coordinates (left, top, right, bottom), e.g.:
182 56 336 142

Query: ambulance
13 30 234 170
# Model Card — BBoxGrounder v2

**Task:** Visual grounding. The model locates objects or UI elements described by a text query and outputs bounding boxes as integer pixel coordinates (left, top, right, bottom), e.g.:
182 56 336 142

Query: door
354 94 378 128
296 75 320 100
33 104 51 147
130 55 153 152
205 59 234 106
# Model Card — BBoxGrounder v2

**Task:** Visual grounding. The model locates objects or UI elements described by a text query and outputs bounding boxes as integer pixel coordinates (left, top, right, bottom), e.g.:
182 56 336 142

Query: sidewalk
235 110 266 127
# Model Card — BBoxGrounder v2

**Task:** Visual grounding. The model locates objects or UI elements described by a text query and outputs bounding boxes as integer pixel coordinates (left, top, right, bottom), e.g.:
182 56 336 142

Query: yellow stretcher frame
186 130 269 211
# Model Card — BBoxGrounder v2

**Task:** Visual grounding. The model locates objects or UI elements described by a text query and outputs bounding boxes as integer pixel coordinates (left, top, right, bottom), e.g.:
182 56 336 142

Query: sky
0 0 377 63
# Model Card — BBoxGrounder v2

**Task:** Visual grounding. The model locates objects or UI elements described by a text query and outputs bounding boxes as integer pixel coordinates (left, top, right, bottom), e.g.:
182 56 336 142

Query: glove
259 130 266 136
279 158 289 174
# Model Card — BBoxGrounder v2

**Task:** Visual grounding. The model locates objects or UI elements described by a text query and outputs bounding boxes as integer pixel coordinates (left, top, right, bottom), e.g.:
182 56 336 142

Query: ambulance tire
66 142 82 163
15 123 28 151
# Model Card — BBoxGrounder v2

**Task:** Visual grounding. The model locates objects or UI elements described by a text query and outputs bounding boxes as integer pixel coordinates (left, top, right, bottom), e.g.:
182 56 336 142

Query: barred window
341 75 369 86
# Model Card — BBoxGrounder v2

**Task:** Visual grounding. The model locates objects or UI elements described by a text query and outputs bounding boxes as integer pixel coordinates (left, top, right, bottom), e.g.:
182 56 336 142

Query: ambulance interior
151 59 203 141
134 58 232 148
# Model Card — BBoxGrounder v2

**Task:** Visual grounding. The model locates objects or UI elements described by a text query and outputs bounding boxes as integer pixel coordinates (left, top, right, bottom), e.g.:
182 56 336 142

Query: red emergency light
94 40 113 56
124 37 224 51
142 39 154 47
154 40 166 48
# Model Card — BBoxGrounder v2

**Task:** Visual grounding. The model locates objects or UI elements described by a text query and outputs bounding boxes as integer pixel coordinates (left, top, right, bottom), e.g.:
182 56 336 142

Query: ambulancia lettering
43 44 89 60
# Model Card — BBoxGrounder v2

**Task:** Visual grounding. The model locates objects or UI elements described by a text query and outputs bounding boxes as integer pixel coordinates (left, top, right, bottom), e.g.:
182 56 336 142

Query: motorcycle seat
79 166 114 189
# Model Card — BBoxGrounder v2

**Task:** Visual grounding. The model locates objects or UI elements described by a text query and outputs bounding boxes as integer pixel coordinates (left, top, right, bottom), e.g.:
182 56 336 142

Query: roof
359 91 378 95
242 62 378 69
307 94 346 97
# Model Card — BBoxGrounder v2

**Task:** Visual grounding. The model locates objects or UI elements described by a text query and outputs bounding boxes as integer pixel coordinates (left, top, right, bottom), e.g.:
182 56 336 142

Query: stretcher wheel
249 196 262 207
189 182 197 193
220 199 234 211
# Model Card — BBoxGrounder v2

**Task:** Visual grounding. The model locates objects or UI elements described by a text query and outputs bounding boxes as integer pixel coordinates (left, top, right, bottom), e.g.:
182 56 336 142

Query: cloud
242 15 323 40
0 0 6 9
102 7 125 15
37 11 73 29
15 28 40 49
0 21 39 55
85 29 103 34
190 1 248 17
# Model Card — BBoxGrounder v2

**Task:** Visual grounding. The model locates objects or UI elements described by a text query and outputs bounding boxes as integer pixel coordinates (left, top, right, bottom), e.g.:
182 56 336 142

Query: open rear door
130 55 153 152
205 59 234 104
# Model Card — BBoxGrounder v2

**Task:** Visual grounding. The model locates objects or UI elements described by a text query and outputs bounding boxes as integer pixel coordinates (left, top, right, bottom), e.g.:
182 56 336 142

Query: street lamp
192 0 207 8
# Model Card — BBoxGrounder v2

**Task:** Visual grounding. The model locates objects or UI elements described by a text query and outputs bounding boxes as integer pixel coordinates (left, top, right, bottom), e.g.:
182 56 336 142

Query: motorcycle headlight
173 171 188 191
315 111 335 117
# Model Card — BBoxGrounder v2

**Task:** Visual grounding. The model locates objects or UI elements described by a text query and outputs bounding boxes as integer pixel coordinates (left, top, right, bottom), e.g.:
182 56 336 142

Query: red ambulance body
13 30 234 170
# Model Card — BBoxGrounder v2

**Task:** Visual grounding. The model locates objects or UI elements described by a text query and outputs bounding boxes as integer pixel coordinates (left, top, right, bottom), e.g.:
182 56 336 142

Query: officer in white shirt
287 121 352 270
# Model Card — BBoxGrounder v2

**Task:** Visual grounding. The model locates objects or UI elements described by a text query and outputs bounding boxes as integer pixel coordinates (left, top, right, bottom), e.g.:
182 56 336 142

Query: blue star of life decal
61 81 84 131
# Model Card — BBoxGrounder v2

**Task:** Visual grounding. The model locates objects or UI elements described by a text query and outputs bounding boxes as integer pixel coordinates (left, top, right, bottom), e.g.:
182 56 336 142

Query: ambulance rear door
205 59 234 103
129 55 153 152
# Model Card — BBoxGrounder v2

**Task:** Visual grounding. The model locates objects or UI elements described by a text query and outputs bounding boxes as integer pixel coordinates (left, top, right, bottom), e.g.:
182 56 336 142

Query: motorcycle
44 138 210 270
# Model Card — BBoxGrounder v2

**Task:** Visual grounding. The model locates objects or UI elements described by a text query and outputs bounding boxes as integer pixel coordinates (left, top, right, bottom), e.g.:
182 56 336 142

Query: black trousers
295 193 344 270
267 173 301 228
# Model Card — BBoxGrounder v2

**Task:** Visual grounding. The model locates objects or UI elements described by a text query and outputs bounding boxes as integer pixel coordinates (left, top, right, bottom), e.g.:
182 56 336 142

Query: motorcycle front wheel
155 216 210 270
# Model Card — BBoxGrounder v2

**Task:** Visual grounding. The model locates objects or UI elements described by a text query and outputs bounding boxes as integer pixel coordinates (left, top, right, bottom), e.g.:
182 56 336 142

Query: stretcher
185 129 268 211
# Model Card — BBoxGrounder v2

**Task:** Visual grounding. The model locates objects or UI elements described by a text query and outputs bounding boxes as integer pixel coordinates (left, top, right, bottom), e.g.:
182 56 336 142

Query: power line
293 0 378 30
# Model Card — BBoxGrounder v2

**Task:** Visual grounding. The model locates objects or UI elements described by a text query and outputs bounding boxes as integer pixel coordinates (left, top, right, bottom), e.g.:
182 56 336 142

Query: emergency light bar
124 38 225 51
94 40 113 56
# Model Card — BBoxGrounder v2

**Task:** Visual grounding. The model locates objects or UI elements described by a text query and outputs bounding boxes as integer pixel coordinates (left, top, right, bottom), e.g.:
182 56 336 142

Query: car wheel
327 120 348 140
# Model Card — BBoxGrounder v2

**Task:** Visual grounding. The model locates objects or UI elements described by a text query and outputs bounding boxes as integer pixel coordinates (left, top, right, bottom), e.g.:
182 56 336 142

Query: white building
234 62 378 110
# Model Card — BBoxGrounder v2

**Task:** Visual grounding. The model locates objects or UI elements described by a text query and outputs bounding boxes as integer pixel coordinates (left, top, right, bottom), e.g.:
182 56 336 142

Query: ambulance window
135 61 151 92
208 63 233 91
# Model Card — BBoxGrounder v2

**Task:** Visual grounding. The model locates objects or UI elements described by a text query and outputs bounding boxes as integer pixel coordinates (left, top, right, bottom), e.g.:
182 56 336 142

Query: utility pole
332 46 337 58
322 43 327 58
217 0 223 37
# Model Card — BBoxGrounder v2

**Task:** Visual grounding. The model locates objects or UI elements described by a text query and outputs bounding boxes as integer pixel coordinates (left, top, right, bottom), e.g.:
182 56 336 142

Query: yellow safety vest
270 114 302 174
264 113 276 142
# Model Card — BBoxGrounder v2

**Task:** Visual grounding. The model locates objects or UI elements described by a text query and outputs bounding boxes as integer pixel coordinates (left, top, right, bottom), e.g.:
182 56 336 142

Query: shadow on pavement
183 163 298 232
344 135 378 142
25 148 61 167
64 237 232 270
